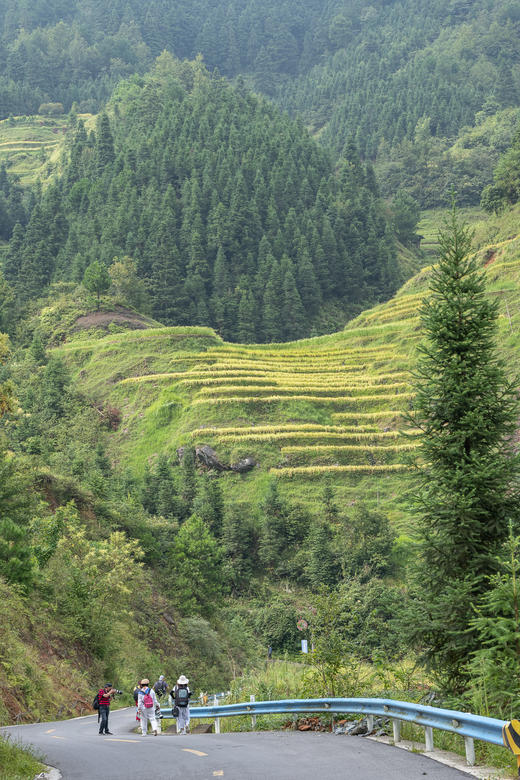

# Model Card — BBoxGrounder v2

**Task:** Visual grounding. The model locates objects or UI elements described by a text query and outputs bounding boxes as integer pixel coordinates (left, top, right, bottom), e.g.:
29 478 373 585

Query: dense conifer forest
2 57 400 342
2 0 520 206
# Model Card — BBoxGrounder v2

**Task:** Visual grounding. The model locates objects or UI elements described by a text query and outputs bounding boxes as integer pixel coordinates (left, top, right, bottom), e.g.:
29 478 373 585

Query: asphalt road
2 708 474 779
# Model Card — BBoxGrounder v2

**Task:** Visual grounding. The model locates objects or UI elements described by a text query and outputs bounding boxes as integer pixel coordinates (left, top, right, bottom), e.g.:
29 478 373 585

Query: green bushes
166 515 223 616
44 515 145 657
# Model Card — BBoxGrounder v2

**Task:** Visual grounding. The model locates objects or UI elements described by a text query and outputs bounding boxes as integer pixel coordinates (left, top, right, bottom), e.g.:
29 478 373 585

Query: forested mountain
3 0 520 735
2 1 520 206
481 121 520 213
2 56 400 342
0 0 328 117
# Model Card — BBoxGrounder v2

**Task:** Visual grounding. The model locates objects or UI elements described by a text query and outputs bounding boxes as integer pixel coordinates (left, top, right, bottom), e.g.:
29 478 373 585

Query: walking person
97 683 116 735
133 682 141 729
137 678 159 736
153 675 168 699
173 675 192 734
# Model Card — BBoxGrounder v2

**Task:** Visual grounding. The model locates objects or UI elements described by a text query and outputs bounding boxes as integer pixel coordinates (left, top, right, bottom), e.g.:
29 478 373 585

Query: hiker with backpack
137 678 159 736
153 675 168 699
172 674 192 734
95 683 116 735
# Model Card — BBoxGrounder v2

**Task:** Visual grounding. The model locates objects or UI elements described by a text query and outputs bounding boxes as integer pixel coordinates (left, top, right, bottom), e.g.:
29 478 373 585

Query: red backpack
142 688 154 708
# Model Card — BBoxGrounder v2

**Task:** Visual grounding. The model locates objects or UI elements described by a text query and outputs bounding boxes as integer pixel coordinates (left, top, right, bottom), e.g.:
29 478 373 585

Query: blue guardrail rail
161 696 507 766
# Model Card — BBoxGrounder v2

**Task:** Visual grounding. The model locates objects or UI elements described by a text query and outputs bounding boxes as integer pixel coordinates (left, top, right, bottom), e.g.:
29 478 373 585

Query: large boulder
230 456 257 473
195 445 229 471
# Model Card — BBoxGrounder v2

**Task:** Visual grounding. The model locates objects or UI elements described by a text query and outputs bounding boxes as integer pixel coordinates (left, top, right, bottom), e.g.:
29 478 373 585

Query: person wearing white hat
137 678 159 736
172 675 192 734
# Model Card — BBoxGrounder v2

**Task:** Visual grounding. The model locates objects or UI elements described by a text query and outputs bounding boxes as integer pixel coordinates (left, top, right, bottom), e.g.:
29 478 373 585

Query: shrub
38 102 64 115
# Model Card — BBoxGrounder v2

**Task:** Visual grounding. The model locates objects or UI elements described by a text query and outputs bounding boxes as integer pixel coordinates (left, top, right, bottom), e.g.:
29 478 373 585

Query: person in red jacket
98 683 116 735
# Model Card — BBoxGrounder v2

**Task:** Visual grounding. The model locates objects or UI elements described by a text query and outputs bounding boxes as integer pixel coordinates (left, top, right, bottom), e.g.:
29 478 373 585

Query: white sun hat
177 675 189 684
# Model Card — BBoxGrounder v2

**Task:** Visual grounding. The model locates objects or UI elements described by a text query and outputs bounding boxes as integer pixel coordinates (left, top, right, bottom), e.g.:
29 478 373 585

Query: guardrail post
424 726 434 752
214 695 221 735
392 719 401 743
250 695 256 729
464 736 475 766
367 715 374 733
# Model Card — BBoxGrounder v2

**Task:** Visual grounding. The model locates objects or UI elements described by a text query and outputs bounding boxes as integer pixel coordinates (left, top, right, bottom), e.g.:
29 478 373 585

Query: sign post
297 619 309 656
502 720 520 776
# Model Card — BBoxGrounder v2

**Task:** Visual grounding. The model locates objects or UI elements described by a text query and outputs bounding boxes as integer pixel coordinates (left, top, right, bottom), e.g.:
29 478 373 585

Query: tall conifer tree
95 113 115 173
407 205 520 690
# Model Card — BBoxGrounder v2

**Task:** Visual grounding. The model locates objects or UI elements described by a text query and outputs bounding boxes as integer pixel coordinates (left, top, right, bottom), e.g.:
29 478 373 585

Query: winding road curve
2 708 474 779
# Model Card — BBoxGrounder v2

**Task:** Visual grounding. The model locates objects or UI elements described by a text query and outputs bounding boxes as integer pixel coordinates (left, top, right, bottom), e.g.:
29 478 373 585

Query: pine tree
296 243 321 315
212 246 230 298
468 526 520 716
29 331 46 364
4 222 24 283
0 453 36 589
259 479 288 571
39 356 70 420
306 520 337 589
167 514 222 614
150 244 185 324
193 476 224 537
141 463 158 515
262 260 283 342
237 286 257 343
322 486 339 524
222 503 257 593
281 256 306 340
407 205 520 691
95 113 115 174
180 447 197 519
155 455 179 519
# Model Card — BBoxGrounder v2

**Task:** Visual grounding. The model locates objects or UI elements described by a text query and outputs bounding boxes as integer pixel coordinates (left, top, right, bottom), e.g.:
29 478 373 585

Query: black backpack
92 693 100 710
154 680 166 696
175 686 189 707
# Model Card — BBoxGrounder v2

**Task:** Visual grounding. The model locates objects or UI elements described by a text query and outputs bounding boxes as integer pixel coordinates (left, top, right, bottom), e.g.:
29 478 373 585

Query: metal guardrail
161 697 507 766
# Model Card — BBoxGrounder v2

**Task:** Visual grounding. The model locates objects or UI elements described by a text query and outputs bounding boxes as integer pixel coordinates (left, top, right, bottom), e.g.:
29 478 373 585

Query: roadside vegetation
0 736 43 780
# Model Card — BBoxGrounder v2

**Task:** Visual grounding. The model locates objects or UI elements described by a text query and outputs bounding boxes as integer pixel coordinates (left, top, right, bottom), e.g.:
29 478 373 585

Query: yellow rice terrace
51 230 520 533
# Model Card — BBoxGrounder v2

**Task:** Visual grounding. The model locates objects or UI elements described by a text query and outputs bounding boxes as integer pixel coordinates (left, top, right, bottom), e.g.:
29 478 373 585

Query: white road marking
45 729 56 734
51 736 66 740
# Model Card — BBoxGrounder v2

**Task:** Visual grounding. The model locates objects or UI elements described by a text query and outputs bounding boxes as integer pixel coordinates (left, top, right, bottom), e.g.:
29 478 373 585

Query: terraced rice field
53 303 420 523
0 113 93 186
53 220 520 525
75 290 421 488
0 116 65 185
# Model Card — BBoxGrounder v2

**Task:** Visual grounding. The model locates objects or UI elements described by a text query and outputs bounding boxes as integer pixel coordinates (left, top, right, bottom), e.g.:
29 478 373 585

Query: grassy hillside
46 203 520 536
0 114 67 186
0 112 97 190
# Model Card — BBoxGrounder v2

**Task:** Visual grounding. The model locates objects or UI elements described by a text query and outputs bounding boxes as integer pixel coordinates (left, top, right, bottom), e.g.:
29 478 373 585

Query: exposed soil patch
73 307 155 332
483 249 497 266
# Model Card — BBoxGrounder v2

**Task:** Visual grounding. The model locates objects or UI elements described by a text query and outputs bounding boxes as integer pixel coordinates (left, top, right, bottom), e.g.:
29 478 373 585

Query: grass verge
0 735 44 780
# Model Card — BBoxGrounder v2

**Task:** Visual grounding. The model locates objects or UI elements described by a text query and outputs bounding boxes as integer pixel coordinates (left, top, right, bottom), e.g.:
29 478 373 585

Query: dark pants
99 706 110 733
